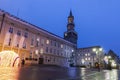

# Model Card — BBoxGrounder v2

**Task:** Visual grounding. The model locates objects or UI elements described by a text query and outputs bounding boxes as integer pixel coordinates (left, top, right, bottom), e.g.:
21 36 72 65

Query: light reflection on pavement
0 66 120 80
0 67 20 80
71 69 120 80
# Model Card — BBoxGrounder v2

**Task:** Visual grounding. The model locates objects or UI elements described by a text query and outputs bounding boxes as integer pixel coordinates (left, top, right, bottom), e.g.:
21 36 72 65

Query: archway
0 51 20 67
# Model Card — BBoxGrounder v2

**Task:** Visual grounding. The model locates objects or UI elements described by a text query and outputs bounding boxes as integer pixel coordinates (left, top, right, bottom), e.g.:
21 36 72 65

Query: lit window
81 59 85 64
88 57 90 60
61 44 63 48
35 50 39 55
37 38 40 41
85 54 87 56
65 33 67 36
46 40 49 44
94 58 96 60
40 48 43 54
36 38 40 47
88 53 90 56
85 58 87 61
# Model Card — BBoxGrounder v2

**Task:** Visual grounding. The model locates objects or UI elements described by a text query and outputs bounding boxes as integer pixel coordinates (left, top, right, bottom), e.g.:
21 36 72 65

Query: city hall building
0 10 78 67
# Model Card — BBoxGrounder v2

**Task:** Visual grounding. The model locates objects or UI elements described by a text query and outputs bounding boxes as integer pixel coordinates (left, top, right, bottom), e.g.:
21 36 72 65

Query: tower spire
70 10 73 16
64 11 78 44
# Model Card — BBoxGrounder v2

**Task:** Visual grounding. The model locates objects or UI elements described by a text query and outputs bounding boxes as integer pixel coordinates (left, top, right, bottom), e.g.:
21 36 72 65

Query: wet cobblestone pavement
0 66 120 80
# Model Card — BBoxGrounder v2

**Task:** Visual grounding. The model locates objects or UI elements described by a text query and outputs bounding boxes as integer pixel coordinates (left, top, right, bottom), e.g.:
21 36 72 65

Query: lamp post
69 49 75 67
92 47 103 71
107 56 112 70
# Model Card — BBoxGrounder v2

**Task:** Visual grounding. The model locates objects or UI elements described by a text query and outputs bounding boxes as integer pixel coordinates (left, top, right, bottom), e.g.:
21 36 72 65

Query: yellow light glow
108 56 111 59
46 40 49 44
40 48 43 54
92 48 96 52
99 48 103 51
111 62 117 67
0 50 20 67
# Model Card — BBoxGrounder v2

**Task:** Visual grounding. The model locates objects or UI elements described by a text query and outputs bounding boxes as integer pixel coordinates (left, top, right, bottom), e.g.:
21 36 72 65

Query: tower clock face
68 18 73 23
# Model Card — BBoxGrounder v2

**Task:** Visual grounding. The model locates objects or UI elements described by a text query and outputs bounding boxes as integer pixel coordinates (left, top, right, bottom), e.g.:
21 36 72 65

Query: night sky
0 0 120 56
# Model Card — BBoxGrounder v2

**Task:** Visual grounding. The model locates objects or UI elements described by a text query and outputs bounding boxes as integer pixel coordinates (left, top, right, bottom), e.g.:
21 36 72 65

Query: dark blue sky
0 0 120 56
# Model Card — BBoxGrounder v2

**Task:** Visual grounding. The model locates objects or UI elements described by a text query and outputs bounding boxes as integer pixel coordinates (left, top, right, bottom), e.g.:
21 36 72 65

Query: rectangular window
40 48 43 54
36 41 39 47
58 43 60 48
50 40 52 46
50 48 52 53
54 41 56 47
9 27 13 33
46 47 48 53
46 40 49 44
23 42 26 49
41 39 44 46
54 49 56 54
16 39 19 47
17 30 21 36
57 50 59 55
31 38 34 46
85 54 87 56
61 44 63 48
24 32 28 38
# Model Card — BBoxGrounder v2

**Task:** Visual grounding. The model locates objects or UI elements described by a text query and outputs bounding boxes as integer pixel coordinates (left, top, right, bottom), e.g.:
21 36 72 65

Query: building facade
104 50 120 69
0 10 76 67
76 46 104 68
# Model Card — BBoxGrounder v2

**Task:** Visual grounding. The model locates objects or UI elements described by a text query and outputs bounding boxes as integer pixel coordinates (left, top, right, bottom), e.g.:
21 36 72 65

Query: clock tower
64 10 78 44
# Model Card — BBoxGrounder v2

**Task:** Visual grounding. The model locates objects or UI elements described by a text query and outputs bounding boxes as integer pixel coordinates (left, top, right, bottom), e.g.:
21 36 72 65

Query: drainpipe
0 13 5 34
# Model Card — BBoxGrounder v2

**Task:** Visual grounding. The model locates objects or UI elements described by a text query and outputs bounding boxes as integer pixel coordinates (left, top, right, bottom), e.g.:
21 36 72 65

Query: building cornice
0 9 76 47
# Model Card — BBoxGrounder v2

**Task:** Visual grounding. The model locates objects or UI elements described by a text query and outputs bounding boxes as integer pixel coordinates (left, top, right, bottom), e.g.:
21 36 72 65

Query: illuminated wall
76 46 104 67
0 10 76 67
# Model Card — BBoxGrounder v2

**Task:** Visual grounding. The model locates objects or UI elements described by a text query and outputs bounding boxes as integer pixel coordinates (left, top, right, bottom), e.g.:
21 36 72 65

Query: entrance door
38 58 44 64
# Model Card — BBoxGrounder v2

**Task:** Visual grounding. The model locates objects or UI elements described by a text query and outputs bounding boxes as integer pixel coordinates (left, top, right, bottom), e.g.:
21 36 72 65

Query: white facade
76 46 104 67
0 10 76 67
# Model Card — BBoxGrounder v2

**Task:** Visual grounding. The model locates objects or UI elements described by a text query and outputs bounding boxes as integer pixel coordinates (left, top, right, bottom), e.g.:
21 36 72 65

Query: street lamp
69 49 75 67
107 55 112 70
92 47 103 71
